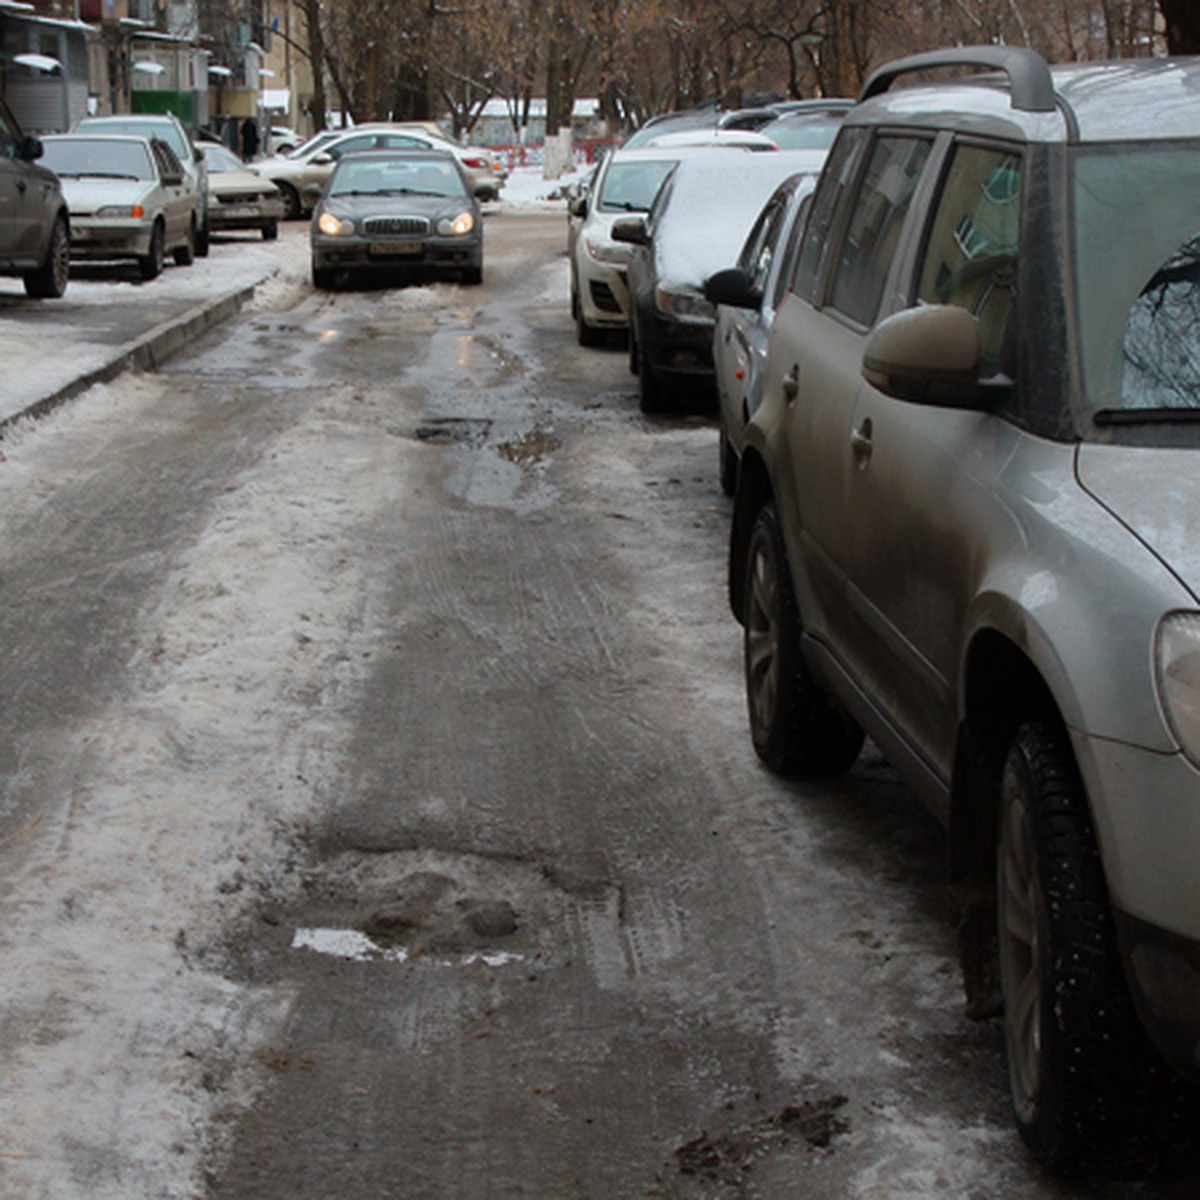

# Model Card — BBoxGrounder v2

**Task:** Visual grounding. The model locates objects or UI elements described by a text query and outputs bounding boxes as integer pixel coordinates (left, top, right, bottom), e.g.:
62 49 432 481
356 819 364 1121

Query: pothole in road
411 417 492 445
673 1094 850 1183
495 428 561 465
271 847 622 973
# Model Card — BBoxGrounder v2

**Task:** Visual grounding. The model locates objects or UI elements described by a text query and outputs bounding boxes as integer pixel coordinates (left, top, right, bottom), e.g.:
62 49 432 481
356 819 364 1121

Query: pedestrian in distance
240 117 260 162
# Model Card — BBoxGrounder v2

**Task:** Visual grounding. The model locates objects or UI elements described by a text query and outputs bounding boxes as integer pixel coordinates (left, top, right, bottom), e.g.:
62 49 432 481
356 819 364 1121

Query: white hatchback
568 147 687 346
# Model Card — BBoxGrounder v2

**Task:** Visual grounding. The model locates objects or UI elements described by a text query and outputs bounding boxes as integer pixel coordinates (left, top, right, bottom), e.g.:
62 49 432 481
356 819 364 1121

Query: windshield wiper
1094 406 1200 425
79 172 143 180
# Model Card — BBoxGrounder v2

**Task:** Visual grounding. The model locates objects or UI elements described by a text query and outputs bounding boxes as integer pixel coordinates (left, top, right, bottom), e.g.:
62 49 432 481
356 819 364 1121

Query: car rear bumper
209 198 285 231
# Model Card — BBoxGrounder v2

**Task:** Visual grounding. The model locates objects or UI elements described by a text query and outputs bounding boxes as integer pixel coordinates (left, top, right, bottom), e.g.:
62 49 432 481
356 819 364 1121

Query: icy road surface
0 201 1195 1198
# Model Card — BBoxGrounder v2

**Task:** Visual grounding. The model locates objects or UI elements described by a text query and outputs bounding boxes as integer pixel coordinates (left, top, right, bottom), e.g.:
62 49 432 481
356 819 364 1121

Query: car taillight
462 157 486 168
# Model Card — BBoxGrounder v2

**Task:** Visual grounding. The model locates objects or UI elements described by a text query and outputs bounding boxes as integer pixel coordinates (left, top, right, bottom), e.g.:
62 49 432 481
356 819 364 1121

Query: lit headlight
318 211 354 236
1156 612 1200 763
655 286 714 322
584 233 630 265
437 212 474 236
96 205 145 218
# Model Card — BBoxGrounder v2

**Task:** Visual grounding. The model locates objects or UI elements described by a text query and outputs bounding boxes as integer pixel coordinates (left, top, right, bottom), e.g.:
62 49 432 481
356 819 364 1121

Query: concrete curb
3 282 257 431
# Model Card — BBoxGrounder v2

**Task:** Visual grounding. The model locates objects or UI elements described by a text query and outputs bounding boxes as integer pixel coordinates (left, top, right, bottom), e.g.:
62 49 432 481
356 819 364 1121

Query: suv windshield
1074 143 1200 418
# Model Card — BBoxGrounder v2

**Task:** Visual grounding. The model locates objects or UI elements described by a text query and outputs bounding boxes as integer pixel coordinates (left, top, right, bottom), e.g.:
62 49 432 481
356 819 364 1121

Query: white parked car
39 133 200 280
568 146 698 346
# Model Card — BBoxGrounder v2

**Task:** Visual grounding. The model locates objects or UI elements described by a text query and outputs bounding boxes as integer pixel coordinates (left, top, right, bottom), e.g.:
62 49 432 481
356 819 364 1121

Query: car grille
217 191 264 204
362 216 430 236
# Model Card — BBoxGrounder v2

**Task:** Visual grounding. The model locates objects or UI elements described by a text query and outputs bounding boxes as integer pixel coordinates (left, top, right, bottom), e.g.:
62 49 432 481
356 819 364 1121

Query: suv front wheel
997 722 1187 1177
743 503 863 777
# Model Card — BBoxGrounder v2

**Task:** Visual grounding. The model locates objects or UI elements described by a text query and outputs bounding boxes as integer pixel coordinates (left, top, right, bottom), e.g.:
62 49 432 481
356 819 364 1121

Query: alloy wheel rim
52 226 69 290
998 786 1043 1122
745 538 778 731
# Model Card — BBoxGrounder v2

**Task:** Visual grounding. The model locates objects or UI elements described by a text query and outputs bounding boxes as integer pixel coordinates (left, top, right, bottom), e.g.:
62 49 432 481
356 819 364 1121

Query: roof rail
858 46 1056 113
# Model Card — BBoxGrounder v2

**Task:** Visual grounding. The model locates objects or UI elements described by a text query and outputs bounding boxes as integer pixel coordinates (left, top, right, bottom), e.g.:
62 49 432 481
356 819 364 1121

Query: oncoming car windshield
1074 144 1200 420
328 156 467 199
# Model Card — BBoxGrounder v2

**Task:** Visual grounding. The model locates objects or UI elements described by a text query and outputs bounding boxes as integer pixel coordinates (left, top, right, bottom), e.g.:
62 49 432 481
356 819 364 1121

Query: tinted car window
917 143 1022 378
792 127 866 300
1073 145 1200 417
829 135 932 327
740 190 791 292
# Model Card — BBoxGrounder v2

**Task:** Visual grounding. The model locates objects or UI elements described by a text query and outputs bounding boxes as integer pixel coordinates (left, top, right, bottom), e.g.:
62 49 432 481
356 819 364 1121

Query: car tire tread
743 503 864 777
997 722 1191 1179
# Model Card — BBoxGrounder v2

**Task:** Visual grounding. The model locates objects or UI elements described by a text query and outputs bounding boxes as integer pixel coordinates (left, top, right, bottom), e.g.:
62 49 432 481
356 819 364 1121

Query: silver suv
717 47 1200 1178
0 95 69 298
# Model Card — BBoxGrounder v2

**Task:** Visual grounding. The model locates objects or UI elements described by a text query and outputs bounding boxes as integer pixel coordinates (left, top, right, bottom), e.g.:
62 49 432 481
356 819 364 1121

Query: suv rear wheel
997 723 1187 1177
743 503 863 776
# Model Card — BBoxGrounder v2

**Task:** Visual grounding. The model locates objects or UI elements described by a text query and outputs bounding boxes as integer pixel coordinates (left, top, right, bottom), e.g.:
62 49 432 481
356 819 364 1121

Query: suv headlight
655 285 714 323
584 233 630 265
318 211 354 236
437 211 474 236
1156 612 1200 763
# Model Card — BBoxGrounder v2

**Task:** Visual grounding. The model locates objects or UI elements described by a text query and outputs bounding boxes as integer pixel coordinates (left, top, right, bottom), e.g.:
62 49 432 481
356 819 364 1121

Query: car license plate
221 206 257 218
369 242 422 257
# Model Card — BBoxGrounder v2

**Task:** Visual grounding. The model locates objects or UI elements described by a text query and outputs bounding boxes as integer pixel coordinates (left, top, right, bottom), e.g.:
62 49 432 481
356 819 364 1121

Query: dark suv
0 96 69 298
715 47 1200 1178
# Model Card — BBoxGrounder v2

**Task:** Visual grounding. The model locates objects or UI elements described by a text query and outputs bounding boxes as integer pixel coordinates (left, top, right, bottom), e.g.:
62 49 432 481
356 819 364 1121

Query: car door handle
850 418 874 461
782 366 799 403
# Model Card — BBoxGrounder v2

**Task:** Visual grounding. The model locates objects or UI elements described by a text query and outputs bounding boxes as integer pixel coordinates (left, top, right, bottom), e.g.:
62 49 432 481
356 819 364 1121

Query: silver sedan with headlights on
310 149 482 289
38 133 199 281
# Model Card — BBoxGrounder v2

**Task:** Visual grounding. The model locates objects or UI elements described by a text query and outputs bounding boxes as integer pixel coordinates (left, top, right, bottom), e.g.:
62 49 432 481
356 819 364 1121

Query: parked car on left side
0 94 69 298
39 134 200 280
199 140 285 240
73 113 209 255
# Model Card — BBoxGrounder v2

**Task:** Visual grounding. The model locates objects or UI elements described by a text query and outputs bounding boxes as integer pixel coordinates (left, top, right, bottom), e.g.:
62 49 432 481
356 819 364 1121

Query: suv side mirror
610 215 648 246
312 152 333 165
19 135 43 162
704 267 763 310
862 304 1009 409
